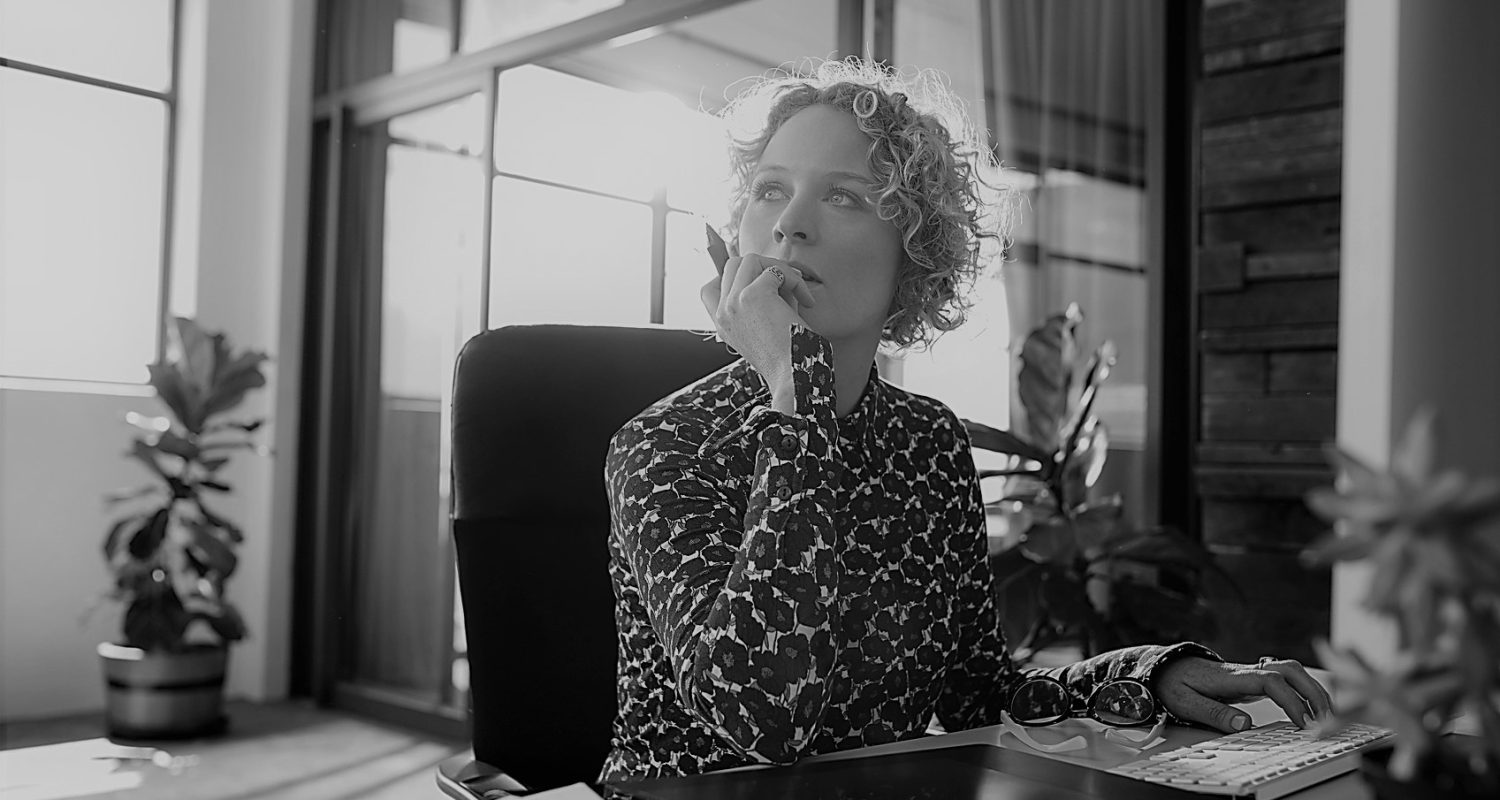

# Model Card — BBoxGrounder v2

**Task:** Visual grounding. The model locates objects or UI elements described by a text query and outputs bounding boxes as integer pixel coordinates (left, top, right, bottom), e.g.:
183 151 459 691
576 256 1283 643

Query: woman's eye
828 188 862 206
751 181 786 201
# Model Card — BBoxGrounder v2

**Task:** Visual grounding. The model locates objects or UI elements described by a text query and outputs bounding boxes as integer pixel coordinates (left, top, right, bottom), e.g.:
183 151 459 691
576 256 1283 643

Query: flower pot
98 642 228 740
1359 742 1500 800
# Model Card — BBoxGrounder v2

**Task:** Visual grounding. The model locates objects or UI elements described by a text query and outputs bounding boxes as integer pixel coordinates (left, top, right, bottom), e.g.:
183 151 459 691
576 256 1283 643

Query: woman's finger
1205 667 1316 729
1161 686 1252 733
719 255 746 305
700 277 722 320
1252 670 1316 729
1263 660 1334 720
733 254 815 308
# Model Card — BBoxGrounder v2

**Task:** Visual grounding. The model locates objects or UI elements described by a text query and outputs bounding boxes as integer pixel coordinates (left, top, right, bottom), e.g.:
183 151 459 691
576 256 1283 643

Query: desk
616 693 1375 800
802 695 1370 800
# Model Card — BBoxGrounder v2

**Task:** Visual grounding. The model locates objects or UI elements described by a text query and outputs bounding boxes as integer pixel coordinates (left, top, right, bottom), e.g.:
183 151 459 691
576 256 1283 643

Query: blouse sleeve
606 325 844 764
933 410 1223 731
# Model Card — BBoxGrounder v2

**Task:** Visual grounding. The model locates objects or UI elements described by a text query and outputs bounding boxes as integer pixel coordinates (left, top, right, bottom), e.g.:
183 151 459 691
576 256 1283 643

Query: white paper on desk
526 782 605 799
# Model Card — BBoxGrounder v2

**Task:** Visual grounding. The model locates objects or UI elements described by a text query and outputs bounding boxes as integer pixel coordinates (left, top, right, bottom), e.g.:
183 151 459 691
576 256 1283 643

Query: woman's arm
608 325 842 764
933 409 1221 731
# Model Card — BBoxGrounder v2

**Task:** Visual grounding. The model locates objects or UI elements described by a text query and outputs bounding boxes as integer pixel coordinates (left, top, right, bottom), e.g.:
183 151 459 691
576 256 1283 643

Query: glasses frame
1008 676 1161 728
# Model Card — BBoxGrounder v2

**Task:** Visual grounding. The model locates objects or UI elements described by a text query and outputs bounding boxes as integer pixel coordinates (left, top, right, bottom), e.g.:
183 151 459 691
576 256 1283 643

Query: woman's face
737 104 904 345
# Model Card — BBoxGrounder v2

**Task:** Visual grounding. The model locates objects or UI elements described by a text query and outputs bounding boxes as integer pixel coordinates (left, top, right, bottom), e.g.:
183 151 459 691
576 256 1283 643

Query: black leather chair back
450 324 734 790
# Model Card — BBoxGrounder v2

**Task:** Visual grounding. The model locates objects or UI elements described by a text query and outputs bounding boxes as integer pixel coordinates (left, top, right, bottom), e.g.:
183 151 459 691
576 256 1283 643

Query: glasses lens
1092 680 1155 726
1009 678 1070 725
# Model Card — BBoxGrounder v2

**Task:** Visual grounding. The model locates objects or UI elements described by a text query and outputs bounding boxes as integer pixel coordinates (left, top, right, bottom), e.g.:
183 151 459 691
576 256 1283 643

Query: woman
600 59 1330 785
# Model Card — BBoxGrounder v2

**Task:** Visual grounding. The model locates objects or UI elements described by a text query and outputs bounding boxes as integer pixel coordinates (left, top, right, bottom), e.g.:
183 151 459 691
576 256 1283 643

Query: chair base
436 751 530 799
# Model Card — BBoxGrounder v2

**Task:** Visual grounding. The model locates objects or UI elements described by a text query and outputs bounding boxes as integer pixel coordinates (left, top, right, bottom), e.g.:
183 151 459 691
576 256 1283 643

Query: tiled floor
0 700 467 799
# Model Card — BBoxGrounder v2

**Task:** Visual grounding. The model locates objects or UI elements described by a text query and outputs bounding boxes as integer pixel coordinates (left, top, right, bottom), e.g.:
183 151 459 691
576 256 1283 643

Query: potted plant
98 316 269 739
963 303 1231 659
1302 409 1500 798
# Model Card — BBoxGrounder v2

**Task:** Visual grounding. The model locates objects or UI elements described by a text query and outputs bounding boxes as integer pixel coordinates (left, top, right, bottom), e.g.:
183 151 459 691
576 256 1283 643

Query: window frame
0 0 182 383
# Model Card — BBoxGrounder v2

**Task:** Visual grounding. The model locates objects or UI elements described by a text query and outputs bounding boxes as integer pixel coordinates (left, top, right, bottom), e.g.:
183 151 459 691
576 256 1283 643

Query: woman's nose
772 199 815 243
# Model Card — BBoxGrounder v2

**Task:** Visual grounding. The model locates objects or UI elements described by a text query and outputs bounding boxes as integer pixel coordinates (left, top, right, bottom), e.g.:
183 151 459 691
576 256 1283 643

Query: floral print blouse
598 325 1212 785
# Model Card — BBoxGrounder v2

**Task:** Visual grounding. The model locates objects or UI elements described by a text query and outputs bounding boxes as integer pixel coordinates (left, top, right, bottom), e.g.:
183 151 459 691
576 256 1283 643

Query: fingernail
1302 713 1315 729
1232 715 1249 731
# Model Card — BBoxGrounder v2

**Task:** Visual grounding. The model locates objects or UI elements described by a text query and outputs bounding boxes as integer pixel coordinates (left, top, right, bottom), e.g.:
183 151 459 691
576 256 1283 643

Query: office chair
437 323 736 798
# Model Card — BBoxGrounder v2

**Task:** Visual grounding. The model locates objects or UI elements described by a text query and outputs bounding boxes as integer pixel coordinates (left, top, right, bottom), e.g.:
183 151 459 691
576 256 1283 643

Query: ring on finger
768 266 786 287
1257 656 1277 668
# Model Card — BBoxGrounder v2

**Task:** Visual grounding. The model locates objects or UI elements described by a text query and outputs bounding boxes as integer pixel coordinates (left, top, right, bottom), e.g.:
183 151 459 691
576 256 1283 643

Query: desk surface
795 695 1371 800
617 694 1374 800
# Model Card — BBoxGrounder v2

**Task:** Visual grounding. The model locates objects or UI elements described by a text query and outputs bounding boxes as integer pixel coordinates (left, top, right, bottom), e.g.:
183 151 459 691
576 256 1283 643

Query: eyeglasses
1001 676 1166 753
1009 676 1159 727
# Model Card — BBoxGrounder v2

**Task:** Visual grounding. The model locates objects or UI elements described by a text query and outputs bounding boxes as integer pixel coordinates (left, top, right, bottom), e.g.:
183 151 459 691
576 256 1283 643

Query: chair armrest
436 751 531 799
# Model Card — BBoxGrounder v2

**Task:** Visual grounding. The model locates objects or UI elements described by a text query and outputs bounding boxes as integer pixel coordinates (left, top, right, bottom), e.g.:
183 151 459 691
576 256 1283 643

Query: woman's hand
1152 657 1335 733
701 252 817 414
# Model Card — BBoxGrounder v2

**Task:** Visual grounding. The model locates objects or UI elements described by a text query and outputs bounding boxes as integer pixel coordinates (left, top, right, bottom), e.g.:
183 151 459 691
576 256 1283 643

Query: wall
0 0 313 721
1333 0 1500 659
1192 0 1345 664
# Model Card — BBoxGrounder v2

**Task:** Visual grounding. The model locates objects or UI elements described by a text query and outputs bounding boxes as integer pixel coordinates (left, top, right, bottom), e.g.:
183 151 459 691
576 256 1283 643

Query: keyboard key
1107 721 1394 800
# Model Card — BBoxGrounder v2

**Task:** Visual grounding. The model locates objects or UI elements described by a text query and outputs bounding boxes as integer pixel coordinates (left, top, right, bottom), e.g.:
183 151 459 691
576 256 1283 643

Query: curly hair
720 58 1017 350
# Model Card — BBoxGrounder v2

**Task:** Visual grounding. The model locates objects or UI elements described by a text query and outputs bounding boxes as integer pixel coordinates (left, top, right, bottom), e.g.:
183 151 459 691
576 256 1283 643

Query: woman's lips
788 261 822 282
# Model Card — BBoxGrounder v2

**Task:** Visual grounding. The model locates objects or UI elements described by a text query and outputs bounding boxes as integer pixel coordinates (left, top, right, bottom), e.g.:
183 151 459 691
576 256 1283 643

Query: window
0 0 178 383
488 64 733 329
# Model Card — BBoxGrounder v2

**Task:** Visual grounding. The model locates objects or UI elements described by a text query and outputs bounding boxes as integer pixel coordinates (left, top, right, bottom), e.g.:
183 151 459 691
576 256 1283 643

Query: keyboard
1107 721 1394 799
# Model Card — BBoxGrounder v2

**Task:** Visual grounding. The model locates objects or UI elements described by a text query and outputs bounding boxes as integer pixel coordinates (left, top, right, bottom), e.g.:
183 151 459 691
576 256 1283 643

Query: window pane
488 178 652 327
494 66 676 200
461 0 623 54
380 146 483 398
388 92 485 155
663 211 716 330
539 0 837 115
890 0 1011 435
0 70 165 382
664 109 731 218
393 16 452 75
0 0 173 91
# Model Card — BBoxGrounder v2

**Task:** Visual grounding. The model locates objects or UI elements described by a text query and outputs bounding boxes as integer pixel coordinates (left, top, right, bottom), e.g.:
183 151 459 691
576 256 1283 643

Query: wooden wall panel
1193 0 1344 666
1200 55 1343 124
1204 553 1331 665
1269 351 1338 393
1201 0 1345 50
1201 396 1336 441
1202 201 1341 252
1200 278 1340 329
1201 498 1329 550
1202 352 1265 394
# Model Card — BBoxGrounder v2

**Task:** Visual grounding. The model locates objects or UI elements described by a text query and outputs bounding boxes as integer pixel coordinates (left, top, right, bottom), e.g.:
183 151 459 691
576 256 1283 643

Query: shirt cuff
701 324 837 456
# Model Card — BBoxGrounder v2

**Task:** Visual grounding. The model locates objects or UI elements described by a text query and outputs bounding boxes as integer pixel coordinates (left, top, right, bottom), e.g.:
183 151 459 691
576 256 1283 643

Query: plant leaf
1017 304 1082 451
128 438 171 481
104 484 162 506
187 521 238 577
978 469 1046 483
147 363 195 432
197 501 244 543
202 351 269 420
151 429 200 461
103 513 147 561
127 508 171 559
1391 406 1437 485
123 574 191 651
204 419 264 434
1020 518 1078 565
963 419 1052 463
204 602 247 642
1073 498 1123 558
176 317 219 401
